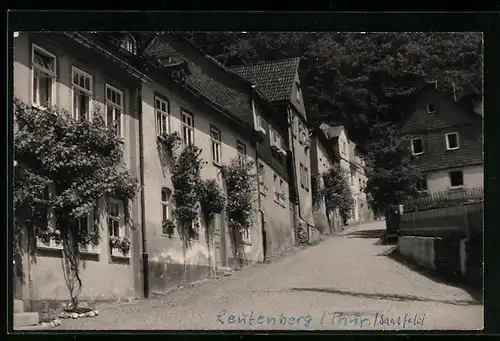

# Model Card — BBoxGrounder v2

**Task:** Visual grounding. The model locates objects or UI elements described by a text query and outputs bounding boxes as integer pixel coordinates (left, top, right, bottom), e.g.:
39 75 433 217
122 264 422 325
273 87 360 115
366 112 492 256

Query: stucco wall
141 79 262 292
426 165 484 193
258 162 293 258
13 33 142 306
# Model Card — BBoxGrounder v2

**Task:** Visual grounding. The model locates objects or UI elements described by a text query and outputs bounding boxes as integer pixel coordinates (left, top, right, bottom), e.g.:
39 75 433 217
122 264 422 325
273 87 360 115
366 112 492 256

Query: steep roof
230 58 301 103
145 36 255 127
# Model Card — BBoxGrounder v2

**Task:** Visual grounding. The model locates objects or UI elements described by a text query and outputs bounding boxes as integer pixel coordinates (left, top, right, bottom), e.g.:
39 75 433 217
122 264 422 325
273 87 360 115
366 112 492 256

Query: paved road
57 221 483 331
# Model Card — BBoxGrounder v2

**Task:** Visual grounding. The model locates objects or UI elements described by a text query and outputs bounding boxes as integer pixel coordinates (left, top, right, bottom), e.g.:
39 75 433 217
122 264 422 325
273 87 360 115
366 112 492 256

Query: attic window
120 36 136 54
296 82 301 103
411 138 424 155
446 132 460 150
427 103 435 114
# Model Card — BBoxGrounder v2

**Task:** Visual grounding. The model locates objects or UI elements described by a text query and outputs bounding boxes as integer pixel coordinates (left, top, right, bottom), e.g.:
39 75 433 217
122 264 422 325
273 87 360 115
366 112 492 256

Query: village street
56 221 483 331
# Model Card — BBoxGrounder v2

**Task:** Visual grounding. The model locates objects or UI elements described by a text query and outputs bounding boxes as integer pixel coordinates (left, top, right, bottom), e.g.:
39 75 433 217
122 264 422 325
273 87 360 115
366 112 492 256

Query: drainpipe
136 87 149 298
251 96 264 260
287 106 302 244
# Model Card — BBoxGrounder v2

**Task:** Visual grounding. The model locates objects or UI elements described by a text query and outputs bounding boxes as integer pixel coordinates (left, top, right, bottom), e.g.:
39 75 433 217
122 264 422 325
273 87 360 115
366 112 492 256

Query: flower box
36 238 63 251
79 243 100 255
111 247 130 259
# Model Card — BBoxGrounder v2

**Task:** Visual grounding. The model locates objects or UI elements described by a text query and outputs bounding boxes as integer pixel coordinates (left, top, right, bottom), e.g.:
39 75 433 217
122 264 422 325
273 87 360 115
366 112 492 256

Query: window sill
36 238 63 251
32 103 48 111
412 152 424 156
213 161 222 168
79 244 100 255
241 240 252 246
111 248 130 259
446 147 460 151
449 186 465 191
161 233 175 239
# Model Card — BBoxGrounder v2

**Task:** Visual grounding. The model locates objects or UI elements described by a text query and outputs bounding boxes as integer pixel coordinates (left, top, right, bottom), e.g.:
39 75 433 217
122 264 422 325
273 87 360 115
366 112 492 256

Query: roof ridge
229 56 300 69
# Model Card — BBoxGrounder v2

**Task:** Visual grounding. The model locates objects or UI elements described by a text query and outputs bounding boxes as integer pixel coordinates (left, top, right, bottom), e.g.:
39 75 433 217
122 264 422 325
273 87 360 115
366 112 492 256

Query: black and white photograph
11 29 484 331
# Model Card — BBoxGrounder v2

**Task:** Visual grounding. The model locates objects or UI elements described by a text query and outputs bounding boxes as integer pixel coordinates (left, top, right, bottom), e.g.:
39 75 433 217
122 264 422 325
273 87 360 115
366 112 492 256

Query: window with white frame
155 96 169 136
256 115 266 132
296 82 301 103
445 132 460 150
32 45 56 107
72 67 93 121
77 203 97 239
189 214 200 241
411 138 424 155
279 178 285 205
237 140 246 159
427 103 436 113
108 198 125 238
342 141 346 155
120 35 136 54
293 116 299 137
449 170 464 188
181 110 194 146
161 188 172 235
211 125 222 165
105 84 123 137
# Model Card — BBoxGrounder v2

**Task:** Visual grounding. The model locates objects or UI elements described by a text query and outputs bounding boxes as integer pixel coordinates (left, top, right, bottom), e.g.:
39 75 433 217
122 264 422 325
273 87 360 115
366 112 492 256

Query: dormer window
120 35 136 54
427 103 435 114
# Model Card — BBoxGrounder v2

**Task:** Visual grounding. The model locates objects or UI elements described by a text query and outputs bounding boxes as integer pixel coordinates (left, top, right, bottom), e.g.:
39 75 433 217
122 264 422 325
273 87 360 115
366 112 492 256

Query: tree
182 32 482 146
13 99 139 308
363 122 421 215
315 164 355 226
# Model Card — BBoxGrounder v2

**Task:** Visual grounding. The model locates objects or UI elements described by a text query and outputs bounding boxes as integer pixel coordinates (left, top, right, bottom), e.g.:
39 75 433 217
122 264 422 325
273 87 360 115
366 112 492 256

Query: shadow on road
288 287 482 306
381 247 483 304
346 229 386 239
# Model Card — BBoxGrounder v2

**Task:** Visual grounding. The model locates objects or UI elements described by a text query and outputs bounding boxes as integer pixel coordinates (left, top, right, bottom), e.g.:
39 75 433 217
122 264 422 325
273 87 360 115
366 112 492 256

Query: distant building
401 83 484 194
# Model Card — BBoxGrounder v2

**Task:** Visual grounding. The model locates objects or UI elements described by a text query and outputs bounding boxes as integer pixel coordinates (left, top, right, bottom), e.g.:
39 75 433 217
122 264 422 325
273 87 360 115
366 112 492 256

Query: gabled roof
229 58 301 103
319 124 344 139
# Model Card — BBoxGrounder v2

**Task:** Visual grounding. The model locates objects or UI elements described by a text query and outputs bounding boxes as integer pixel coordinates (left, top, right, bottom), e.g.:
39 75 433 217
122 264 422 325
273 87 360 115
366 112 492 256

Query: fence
400 187 484 238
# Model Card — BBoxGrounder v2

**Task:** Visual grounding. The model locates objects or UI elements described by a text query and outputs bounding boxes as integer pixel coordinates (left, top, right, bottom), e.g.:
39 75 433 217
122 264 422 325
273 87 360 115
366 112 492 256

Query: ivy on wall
13 99 139 307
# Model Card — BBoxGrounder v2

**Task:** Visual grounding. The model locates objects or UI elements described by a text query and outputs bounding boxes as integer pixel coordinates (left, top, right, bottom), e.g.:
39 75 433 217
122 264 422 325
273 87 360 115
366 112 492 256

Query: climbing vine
13 98 139 307
221 158 257 233
170 143 205 239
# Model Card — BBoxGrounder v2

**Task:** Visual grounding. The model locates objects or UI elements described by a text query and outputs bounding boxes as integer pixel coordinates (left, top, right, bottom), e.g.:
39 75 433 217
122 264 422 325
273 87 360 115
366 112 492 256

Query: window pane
162 204 168 220
108 218 113 235
162 115 168 133
113 221 119 236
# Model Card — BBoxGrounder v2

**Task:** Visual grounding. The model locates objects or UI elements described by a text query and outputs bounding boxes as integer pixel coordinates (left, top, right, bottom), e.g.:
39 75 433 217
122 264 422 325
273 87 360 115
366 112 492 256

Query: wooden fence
400 187 484 238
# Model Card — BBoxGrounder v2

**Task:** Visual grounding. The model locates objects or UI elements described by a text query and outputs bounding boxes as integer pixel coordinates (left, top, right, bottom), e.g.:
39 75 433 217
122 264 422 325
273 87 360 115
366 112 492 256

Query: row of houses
13 32 372 310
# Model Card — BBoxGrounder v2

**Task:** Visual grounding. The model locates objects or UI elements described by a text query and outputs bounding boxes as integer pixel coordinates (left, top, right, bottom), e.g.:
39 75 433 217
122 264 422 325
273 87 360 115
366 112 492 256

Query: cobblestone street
56 221 483 331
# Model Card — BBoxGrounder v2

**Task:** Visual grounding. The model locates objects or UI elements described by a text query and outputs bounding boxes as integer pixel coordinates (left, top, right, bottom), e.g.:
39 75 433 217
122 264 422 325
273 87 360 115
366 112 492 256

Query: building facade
231 58 315 244
401 84 484 194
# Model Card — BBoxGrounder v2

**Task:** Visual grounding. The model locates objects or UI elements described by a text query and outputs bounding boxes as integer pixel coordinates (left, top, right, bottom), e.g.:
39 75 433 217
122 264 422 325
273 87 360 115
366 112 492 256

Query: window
211 126 222 165
299 163 305 188
342 142 346 155
258 163 266 194
416 178 428 192
242 228 251 244
72 67 93 121
105 84 123 137
120 35 136 54
279 179 285 205
155 96 169 136
411 138 424 155
427 103 435 113
359 178 362 188
237 140 246 159
108 198 125 238
273 173 279 202
446 132 460 150
189 214 200 241
449 170 464 188
293 116 299 137
181 110 194 146
32 45 56 107
304 167 309 191
296 82 301 103
161 188 172 235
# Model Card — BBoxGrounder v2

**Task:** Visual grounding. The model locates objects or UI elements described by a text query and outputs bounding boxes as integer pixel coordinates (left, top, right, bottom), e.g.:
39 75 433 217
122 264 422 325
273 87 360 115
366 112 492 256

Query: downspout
287 106 302 244
136 87 149 298
251 97 264 261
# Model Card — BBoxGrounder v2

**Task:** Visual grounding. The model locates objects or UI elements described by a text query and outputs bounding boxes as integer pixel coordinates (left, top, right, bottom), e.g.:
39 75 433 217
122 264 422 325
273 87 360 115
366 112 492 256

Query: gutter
136 87 149 298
